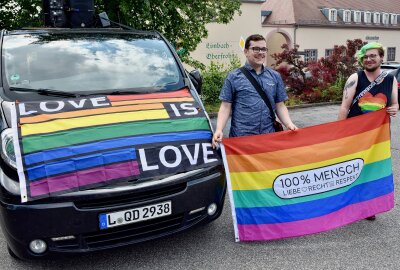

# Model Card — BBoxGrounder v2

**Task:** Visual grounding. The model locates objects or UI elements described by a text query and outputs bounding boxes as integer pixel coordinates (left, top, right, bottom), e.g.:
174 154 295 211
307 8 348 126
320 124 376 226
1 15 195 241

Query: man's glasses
249 47 268 53
363 54 378 60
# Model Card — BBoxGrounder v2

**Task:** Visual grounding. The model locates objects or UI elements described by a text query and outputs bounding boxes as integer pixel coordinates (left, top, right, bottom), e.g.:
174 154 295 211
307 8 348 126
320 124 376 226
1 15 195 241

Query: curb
287 101 342 110
207 101 341 118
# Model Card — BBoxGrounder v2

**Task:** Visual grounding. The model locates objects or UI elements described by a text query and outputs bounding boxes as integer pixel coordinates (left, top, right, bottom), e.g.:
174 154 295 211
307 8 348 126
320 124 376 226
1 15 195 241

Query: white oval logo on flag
273 159 364 199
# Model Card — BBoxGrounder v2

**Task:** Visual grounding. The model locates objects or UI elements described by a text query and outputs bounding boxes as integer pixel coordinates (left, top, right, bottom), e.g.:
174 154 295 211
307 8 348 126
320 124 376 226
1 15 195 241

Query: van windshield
2 32 184 93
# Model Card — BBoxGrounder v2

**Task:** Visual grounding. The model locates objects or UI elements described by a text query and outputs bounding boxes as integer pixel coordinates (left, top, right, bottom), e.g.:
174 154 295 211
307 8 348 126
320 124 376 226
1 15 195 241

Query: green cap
357 42 383 65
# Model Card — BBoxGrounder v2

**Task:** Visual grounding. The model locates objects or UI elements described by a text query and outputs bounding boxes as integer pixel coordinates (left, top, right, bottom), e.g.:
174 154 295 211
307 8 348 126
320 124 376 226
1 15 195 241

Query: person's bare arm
212 101 232 148
386 77 399 116
275 102 297 130
338 73 358 120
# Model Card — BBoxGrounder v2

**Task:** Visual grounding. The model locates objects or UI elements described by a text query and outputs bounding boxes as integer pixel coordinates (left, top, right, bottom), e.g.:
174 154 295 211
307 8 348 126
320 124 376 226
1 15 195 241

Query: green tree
0 0 241 65
0 0 42 29
201 55 241 106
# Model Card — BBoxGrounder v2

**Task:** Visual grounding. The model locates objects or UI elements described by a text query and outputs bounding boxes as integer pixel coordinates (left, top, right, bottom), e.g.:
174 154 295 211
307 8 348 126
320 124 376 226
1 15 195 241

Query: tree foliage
0 0 241 65
271 44 310 95
0 0 43 29
201 55 241 105
272 39 366 102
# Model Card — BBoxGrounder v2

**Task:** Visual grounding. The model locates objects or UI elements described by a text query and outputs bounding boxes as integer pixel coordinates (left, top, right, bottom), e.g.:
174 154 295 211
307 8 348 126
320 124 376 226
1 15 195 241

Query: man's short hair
245 34 266 49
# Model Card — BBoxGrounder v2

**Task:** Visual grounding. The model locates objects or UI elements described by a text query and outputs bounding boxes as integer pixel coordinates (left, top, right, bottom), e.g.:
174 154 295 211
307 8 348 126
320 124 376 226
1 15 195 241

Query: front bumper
0 166 226 260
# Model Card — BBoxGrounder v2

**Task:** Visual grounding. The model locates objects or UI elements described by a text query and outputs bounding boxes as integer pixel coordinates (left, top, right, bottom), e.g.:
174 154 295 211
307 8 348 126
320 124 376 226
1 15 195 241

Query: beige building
191 0 400 67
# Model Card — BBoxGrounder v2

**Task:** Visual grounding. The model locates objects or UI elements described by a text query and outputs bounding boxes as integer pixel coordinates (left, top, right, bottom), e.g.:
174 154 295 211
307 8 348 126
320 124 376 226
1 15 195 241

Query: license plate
99 201 172 229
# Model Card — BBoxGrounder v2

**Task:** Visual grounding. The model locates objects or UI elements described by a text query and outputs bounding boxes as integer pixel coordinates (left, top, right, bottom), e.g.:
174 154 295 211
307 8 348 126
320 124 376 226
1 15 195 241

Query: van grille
74 183 187 209
84 214 184 248
50 210 207 250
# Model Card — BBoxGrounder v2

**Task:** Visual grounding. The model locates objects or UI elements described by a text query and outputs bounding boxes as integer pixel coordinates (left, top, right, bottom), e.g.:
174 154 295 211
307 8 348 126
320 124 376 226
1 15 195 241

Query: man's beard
365 65 379 72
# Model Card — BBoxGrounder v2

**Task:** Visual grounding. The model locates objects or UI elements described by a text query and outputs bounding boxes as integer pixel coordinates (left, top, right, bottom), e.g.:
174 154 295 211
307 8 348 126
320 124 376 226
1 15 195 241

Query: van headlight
1 129 17 169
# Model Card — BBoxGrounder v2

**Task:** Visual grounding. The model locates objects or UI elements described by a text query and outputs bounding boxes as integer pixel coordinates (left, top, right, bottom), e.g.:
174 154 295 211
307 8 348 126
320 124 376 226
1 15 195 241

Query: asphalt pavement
1 104 399 269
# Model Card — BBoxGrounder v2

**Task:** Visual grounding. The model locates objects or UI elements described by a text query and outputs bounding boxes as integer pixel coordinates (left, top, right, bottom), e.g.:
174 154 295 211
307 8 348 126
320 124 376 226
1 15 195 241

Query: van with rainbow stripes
0 28 226 260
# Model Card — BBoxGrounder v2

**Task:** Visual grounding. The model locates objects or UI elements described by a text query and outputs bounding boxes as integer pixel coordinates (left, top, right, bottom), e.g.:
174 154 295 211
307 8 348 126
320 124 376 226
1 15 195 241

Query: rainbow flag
11 89 220 202
222 109 393 241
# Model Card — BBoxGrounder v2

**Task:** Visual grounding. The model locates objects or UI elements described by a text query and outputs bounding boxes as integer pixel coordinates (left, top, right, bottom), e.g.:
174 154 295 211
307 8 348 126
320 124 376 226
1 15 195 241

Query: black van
0 28 225 260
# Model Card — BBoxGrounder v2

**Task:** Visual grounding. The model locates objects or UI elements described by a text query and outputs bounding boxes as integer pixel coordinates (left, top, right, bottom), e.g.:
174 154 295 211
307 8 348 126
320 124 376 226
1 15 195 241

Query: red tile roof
261 0 400 26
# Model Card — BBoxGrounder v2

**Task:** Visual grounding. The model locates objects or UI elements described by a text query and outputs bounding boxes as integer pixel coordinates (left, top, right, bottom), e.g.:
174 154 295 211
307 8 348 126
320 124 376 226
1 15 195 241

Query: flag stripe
22 117 210 154
232 158 391 208
235 174 393 224
237 192 394 241
106 89 191 101
21 109 169 136
19 103 165 124
230 140 390 190
24 131 212 166
110 97 193 106
227 124 389 173
224 109 389 156
29 160 140 197
27 148 137 181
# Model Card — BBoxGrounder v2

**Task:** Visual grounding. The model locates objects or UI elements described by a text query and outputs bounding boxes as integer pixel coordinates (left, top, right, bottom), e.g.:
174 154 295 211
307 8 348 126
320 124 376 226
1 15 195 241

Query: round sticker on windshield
10 74 20 81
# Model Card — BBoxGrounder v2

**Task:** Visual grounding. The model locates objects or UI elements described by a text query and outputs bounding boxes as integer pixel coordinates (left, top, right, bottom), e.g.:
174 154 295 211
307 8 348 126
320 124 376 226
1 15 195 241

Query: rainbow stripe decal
11 89 220 202
222 110 393 241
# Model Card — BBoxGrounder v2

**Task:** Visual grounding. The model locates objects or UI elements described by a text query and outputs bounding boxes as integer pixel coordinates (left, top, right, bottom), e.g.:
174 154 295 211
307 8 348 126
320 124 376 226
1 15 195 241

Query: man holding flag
338 42 398 120
338 42 398 221
212 34 297 148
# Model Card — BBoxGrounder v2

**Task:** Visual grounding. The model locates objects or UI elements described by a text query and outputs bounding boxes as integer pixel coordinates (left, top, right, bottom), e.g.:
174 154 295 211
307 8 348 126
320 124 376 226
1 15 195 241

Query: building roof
261 0 400 27
261 0 296 24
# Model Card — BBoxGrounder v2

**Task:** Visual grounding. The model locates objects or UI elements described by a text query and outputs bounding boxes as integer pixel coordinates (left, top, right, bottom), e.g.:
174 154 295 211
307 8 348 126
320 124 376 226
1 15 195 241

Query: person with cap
338 42 398 120
338 42 398 220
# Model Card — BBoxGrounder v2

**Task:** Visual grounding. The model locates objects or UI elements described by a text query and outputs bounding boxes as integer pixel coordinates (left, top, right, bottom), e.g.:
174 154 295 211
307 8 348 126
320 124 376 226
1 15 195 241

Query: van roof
5 27 161 37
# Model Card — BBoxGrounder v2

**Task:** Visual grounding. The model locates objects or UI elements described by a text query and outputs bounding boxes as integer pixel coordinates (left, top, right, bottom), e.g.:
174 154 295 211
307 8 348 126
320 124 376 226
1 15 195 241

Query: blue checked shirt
220 63 288 137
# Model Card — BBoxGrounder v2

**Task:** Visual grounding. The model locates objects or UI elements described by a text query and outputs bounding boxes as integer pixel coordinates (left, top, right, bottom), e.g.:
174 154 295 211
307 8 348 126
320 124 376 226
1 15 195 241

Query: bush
272 39 365 104
299 88 322 103
200 55 241 106
285 94 303 106
323 74 347 102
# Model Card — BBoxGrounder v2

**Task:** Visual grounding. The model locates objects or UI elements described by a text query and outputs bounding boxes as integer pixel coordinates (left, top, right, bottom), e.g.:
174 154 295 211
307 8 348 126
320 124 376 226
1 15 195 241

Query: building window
363 12 372 24
329 9 337 22
373 12 380 24
390 14 397 25
382 13 389 24
387 47 396 61
325 49 334 57
353 11 362 23
343 10 351 22
305 49 318 62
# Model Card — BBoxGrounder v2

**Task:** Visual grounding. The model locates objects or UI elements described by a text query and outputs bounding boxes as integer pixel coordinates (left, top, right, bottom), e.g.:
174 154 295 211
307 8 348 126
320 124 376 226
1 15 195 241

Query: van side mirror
188 69 203 94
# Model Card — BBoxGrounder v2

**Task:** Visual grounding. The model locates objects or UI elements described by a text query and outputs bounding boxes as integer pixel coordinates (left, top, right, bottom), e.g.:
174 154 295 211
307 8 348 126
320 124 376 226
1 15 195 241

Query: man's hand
387 104 399 117
212 101 232 149
285 122 298 131
276 102 298 131
212 130 223 149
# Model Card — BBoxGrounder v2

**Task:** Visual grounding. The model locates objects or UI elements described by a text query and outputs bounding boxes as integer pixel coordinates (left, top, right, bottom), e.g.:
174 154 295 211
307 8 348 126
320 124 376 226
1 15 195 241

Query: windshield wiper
9 87 78 98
